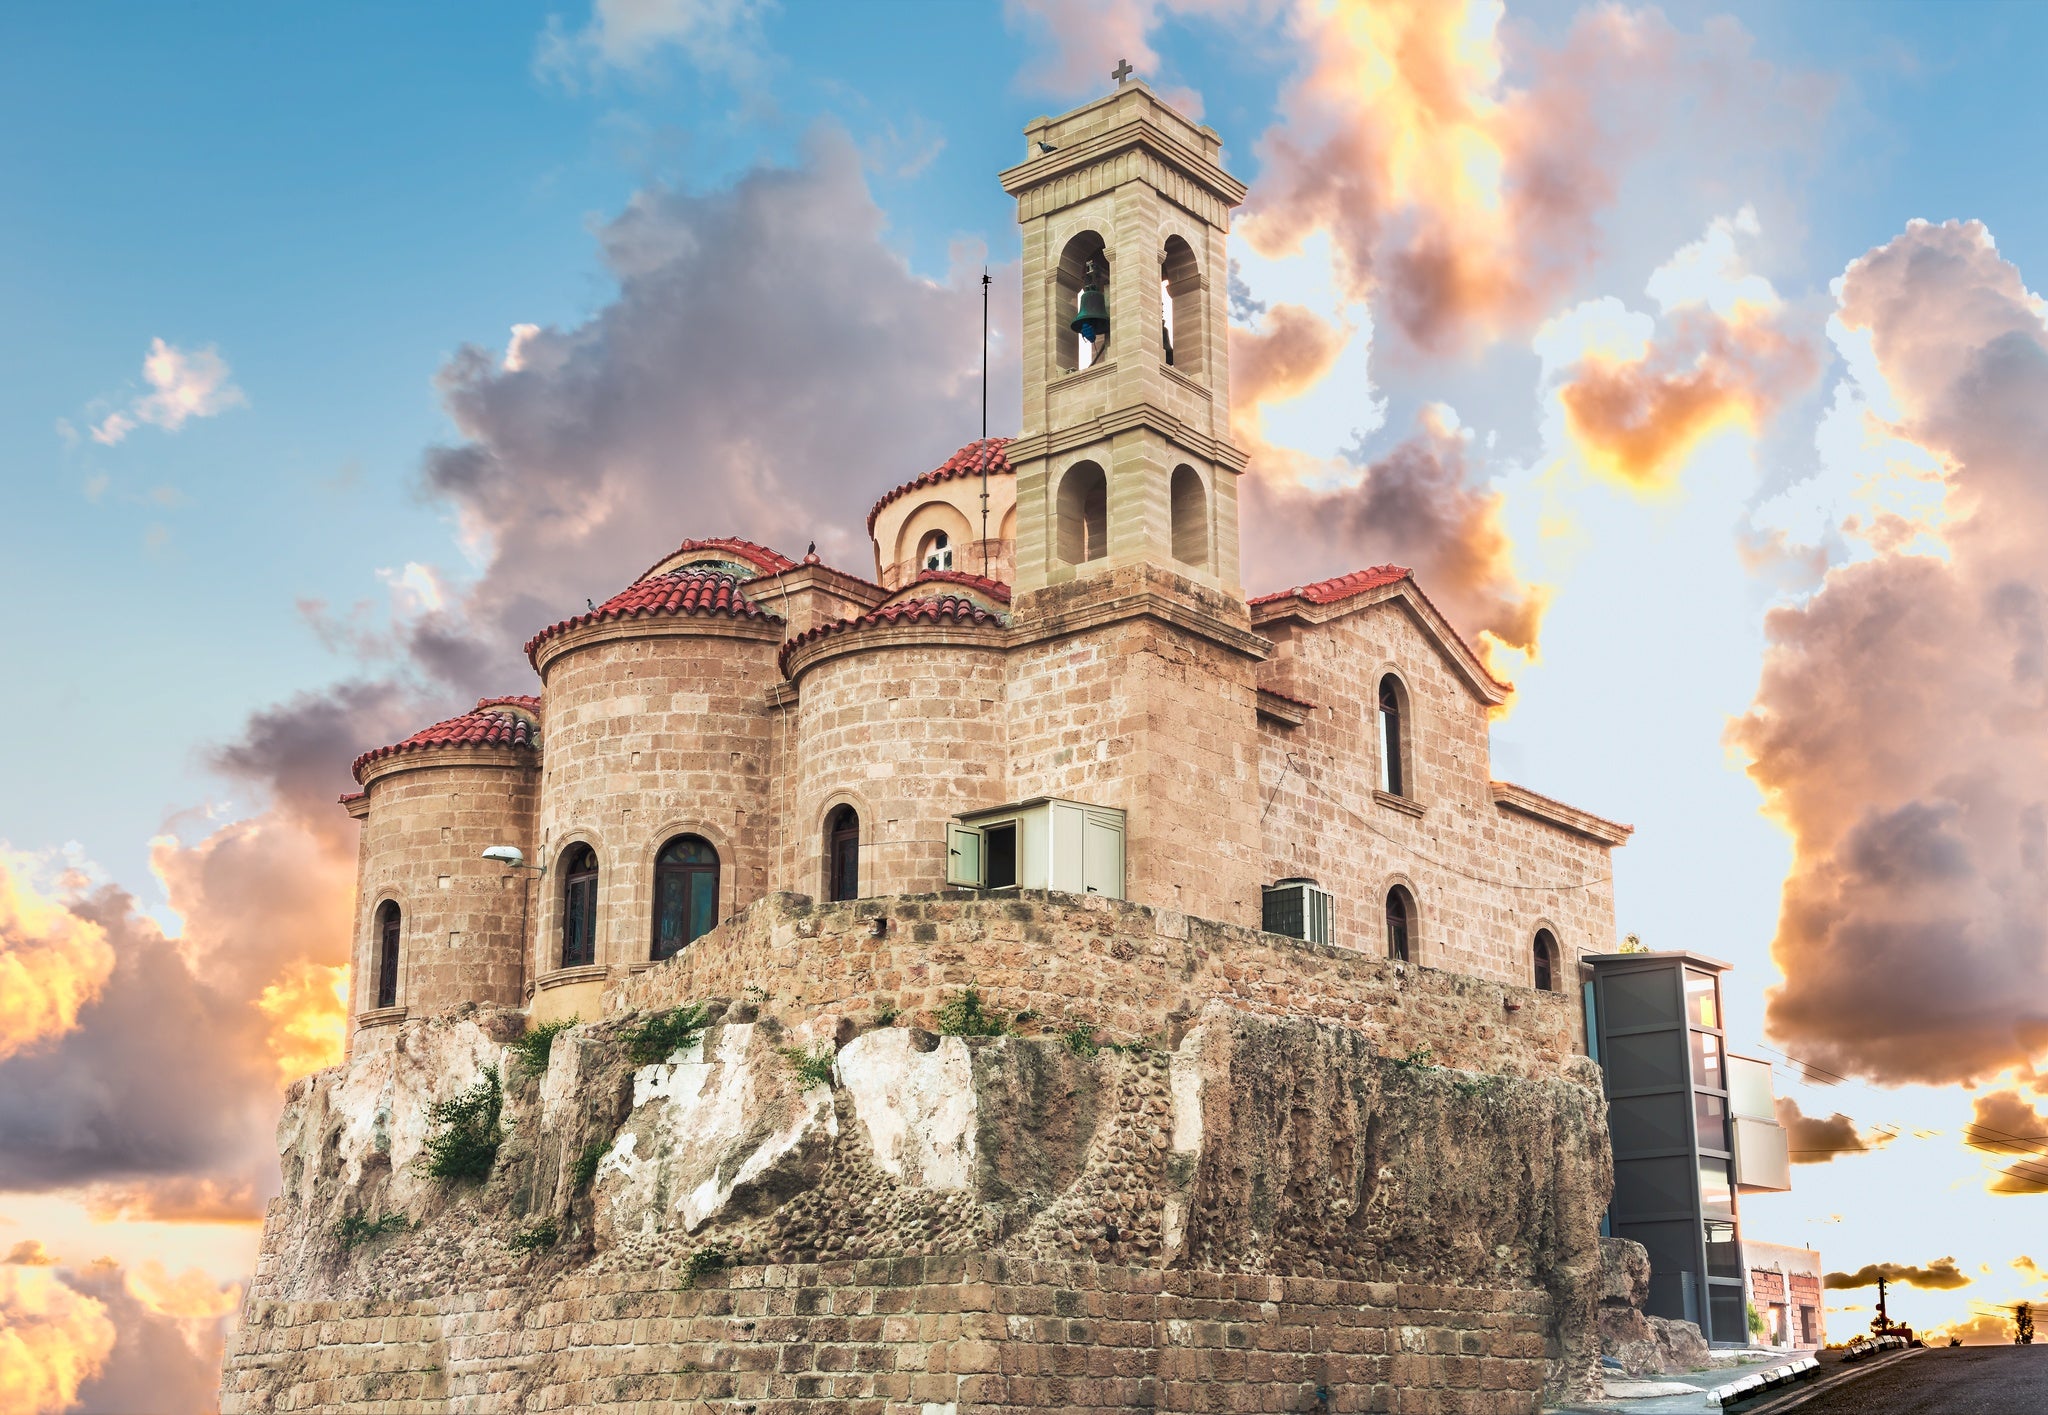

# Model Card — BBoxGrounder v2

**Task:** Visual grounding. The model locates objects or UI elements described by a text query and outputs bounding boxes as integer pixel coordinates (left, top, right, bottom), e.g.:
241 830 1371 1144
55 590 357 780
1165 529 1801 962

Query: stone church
223 80 1638 1415
340 80 1629 1048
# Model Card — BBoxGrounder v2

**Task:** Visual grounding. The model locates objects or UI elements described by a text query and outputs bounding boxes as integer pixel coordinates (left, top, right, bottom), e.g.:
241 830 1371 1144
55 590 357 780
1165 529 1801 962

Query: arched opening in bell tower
1055 231 1109 373
1056 460 1108 564
1170 464 1207 566
1161 235 1202 377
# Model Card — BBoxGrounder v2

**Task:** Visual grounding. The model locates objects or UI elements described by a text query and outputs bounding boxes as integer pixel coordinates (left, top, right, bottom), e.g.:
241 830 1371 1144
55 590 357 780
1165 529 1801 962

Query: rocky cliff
228 897 1612 1413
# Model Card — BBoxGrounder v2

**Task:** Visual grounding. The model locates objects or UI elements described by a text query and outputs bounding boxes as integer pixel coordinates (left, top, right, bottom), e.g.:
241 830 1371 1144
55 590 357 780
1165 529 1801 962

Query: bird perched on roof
1036 140 1058 154
586 598 596 611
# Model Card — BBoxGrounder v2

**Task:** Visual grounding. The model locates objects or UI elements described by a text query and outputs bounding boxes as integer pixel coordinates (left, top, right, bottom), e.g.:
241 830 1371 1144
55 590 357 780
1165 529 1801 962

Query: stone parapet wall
221 1256 1555 1414
607 890 1582 1077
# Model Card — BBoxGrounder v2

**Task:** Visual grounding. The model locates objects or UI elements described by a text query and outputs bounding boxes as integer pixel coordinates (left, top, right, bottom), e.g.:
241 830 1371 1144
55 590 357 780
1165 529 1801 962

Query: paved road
1780 1345 2048 1414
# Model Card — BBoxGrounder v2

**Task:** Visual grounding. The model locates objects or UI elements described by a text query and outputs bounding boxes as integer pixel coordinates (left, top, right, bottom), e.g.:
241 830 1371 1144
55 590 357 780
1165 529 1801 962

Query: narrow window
375 900 401 1009
1385 885 1414 962
1378 674 1405 796
560 843 598 968
1160 272 1175 365
652 835 720 961
1056 461 1108 564
921 529 953 572
1533 928 1560 992
826 805 860 902
1170 465 1206 566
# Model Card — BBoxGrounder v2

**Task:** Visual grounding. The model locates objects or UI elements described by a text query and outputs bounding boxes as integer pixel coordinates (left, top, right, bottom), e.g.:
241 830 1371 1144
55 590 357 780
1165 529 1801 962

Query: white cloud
536 0 772 83
85 339 247 446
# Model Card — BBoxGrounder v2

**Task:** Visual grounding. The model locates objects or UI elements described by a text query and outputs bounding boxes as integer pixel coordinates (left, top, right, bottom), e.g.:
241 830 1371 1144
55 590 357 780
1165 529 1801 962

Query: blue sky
6 0 2048 1382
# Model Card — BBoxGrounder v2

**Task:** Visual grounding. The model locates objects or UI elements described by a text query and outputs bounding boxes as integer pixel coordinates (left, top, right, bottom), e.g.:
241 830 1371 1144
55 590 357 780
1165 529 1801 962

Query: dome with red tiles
351 696 541 782
778 593 1006 673
524 569 780 667
631 536 798 585
866 438 1014 537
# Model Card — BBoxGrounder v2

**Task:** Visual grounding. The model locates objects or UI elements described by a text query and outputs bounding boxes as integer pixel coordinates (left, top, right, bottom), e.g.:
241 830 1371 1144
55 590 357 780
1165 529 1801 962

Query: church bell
1069 259 1111 343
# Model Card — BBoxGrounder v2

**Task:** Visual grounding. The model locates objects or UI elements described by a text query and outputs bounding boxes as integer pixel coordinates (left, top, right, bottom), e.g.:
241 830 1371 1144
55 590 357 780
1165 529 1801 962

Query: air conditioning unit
1262 877 1333 946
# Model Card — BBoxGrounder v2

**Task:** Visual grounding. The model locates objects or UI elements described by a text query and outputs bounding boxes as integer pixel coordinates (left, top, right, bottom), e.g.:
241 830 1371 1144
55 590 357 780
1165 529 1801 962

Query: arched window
652 835 720 961
826 806 860 903
920 529 953 573
560 843 598 969
374 900 401 1009
1056 461 1108 565
1170 465 1207 566
1533 929 1561 993
1161 235 1202 377
1378 674 1406 797
1385 885 1414 962
1055 231 1109 372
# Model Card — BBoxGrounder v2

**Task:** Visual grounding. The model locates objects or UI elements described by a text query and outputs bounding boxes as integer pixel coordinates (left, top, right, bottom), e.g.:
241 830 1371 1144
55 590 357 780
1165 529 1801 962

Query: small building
1583 950 1792 1346
1744 1240 1827 1349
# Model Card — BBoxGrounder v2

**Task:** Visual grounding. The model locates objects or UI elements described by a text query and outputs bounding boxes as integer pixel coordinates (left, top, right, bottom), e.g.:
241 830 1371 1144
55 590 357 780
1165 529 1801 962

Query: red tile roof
1251 564 1511 695
524 570 779 667
1257 685 1319 711
779 594 1007 673
1248 564 1411 607
352 696 542 782
338 790 366 806
632 536 798 585
904 569 1012 603
867 438 1014 536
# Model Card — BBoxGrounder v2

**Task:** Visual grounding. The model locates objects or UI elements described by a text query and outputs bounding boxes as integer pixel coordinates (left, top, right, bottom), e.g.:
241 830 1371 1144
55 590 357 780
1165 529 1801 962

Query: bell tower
1000 78 1248 598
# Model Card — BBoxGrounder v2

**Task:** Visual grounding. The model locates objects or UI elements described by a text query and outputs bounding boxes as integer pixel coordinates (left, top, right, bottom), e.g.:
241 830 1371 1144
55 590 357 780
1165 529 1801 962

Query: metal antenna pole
980 267 992 576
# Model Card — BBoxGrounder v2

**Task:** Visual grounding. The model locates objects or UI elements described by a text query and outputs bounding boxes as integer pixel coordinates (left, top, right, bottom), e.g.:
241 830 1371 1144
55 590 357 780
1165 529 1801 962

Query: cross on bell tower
999 80 1249 599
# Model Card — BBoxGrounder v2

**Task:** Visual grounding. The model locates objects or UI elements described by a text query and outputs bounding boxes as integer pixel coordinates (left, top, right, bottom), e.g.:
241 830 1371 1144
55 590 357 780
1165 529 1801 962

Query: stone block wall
785 642 1011 902
1256 605 1618 986
1006 568 1265 929
607 891 1583 1074
351 754 537 1029
222 1257 1557 1414
534 626 782 981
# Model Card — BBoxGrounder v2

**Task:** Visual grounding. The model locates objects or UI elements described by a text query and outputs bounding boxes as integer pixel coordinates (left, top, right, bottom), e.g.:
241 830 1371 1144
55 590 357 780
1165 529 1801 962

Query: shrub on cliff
936 986 1010 1037
509 1017 576 1081
622 1004 710 1065
420 1068 503 1182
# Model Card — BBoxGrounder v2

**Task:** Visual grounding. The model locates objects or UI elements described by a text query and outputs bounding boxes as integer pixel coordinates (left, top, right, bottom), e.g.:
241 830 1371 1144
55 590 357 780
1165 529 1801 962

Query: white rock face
596 1023 836 1237
276 1015 505 1220
836 1030 977 1191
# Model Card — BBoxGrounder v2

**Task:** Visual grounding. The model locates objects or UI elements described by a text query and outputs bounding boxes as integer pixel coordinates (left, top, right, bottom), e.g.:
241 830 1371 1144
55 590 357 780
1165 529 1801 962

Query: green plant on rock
935 986 1010 1038
872 1003 899 1027
779 1045 835 1089
334 1213 409 1252
509 1218 559 1252
621 1003 710 1065
572 1140 610 1193
682 1244 727 1288
1450 1073 1500 1099
1389 1046 1435 1072
420 1068 504 1183
1059 1018 1101 1058
510 1017 576 1081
